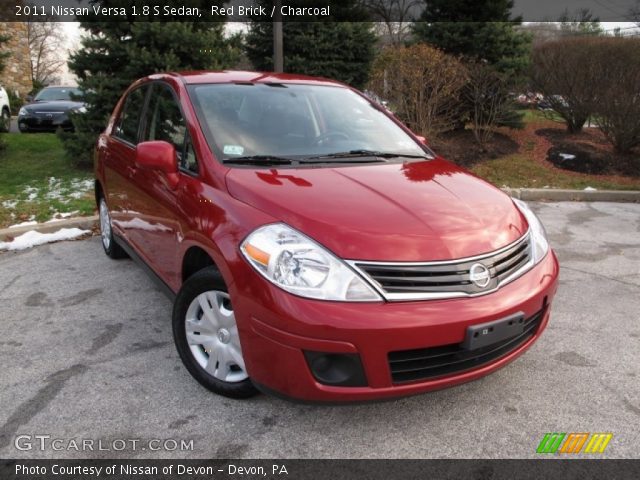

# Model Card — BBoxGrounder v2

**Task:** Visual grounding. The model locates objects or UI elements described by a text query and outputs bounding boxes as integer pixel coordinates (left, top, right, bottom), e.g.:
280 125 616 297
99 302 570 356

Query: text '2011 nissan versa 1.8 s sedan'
95 71 559 402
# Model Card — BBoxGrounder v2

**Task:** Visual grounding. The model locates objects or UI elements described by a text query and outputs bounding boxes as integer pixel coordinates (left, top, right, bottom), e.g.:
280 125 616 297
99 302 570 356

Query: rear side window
113 86 147 144
144 83 197 174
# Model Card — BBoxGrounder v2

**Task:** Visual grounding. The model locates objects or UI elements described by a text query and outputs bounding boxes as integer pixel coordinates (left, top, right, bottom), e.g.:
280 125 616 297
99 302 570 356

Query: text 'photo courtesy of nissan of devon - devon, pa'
0 1 639 479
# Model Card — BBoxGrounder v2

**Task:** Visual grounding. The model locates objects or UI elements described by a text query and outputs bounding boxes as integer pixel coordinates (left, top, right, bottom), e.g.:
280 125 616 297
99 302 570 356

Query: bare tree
361 0 422 45
558 8 603 35
26 17 66 89
629 0 640 24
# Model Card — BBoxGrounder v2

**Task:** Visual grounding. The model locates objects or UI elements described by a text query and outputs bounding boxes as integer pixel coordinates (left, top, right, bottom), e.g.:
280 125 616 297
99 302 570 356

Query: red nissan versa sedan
95 71 559 402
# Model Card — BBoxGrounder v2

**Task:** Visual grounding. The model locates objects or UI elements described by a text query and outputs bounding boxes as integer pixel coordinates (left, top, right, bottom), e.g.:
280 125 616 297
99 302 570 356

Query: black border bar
2 459 640 480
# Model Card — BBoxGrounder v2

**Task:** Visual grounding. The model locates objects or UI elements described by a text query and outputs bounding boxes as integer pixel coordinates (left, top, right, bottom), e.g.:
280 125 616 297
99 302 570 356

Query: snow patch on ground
8 220 38 229
584 186 597 192
23 186 39 201
0 228 90 251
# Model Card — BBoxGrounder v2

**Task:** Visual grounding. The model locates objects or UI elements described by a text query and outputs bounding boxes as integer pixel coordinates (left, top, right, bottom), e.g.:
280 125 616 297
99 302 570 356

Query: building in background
0 22 33 97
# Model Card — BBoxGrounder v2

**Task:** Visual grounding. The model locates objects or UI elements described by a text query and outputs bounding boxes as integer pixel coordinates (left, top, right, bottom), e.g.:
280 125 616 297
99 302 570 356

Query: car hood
225 158 528 262
24 100 84 112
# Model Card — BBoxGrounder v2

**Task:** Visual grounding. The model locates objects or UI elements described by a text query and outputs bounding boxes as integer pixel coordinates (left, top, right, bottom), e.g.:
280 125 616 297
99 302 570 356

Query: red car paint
95 71 559 402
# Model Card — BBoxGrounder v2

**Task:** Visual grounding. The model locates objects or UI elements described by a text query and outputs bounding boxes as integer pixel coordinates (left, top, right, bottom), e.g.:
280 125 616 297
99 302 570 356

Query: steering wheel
314 131 350 146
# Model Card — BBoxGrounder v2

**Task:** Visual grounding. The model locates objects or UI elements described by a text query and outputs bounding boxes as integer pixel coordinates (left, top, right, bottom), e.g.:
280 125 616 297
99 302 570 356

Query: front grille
352 232 532 301
388 309 544 384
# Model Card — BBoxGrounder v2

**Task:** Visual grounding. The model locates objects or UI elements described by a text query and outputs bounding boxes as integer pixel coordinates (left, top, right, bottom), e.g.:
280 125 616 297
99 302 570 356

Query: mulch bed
436 117 639 184
431 129 519 168
537 127 639 177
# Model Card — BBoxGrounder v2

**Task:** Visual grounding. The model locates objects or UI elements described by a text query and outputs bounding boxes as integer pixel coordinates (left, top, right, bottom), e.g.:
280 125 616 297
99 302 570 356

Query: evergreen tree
412 0 531 75
61 0 240 167
245 1 376 88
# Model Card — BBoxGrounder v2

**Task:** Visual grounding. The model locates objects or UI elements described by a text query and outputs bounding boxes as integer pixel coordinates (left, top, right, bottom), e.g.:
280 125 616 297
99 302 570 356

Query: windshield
35 87 84 102
188 83 431 163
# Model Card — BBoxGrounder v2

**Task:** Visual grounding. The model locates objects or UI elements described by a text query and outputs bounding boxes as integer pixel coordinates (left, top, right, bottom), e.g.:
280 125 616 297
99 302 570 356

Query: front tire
99 196 127 259
172 267 258 399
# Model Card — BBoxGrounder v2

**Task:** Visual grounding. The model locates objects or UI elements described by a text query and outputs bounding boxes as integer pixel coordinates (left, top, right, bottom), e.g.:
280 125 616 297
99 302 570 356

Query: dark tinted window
114 87 147 144
144 83 197 173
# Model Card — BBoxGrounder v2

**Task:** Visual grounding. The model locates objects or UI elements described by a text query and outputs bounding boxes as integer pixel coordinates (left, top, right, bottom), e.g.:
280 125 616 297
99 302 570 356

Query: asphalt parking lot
0 201 638 459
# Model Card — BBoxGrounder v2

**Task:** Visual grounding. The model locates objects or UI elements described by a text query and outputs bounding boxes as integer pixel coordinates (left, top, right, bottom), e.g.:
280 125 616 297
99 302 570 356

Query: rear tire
99 196 127 259
173 267 258 399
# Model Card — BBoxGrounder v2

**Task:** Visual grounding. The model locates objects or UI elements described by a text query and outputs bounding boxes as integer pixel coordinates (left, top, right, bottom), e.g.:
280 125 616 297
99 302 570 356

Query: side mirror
416 135 428 145
135 141 179 189
25 94 33 103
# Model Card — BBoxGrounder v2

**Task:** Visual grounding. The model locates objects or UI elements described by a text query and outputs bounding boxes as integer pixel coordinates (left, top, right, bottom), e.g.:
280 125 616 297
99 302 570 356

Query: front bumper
230 250 559 402
18 113 73 132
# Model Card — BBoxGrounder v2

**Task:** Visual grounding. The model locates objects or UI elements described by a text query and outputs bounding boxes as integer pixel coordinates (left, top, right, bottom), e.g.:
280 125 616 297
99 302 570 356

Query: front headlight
241 223 382 302
18 107 28 116
513 198 549 264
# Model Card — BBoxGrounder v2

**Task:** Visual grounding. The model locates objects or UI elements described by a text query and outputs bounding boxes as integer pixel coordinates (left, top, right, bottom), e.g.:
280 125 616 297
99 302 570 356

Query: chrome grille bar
348 232 533 301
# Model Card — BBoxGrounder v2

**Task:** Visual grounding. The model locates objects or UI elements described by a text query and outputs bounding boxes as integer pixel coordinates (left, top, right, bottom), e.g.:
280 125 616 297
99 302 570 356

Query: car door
104 85 150 244
128 82 202 288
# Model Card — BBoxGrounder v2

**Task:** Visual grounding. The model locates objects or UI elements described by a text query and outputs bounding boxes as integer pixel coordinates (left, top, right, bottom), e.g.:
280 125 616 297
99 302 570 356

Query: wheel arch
182 245 219 283
94 180 103 207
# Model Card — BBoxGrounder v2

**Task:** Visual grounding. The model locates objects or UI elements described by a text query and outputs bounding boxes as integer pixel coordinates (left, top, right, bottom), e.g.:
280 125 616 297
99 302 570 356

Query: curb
502 188 640 203
0 215 98 241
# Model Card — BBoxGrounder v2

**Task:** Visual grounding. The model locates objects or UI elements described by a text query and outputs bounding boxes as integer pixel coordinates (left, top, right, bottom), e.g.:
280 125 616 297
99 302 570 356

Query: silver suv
0 85 10 132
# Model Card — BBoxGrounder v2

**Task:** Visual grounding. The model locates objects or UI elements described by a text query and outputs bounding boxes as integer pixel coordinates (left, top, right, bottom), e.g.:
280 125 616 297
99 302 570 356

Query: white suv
0 85 11 132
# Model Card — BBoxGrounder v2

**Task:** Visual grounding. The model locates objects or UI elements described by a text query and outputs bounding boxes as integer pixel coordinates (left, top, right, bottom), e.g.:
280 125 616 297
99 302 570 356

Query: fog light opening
304 351 367 387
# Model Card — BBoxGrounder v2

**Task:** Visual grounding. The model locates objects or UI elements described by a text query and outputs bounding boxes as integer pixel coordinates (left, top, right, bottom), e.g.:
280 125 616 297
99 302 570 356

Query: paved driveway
0 202 638 459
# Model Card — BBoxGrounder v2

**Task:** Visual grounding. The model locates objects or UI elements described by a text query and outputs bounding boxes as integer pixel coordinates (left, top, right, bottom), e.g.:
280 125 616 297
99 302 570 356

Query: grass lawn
0 134 95 228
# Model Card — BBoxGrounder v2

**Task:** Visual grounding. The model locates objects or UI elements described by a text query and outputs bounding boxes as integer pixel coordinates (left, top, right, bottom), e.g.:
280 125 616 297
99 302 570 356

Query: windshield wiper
222 154 386 166
306 150 428 160
222 155 295 166
222 151 426 167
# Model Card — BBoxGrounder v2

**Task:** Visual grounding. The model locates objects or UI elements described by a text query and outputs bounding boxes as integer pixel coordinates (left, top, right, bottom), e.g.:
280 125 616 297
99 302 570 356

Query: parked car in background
96 71 559 402
537 94 568 111
0 85 10 132
18 86 86 133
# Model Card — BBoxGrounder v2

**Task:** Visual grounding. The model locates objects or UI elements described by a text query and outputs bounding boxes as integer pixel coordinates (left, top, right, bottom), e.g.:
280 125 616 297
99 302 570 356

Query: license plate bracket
462 312 525 350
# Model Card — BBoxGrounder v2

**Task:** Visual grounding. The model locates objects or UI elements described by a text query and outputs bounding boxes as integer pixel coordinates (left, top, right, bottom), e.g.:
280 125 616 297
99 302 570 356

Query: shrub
590 38 640 154
530 37 600 133
465 61 523 149
7 90 24 116
532 36 640 153
368 44 468 140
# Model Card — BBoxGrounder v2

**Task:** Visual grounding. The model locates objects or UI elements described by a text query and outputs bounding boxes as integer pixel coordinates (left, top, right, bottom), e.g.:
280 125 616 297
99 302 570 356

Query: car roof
151 70 348 88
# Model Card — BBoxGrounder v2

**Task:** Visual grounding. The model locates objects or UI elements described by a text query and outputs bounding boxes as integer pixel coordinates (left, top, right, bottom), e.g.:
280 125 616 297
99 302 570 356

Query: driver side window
143 83 198 174
114 86 148 144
